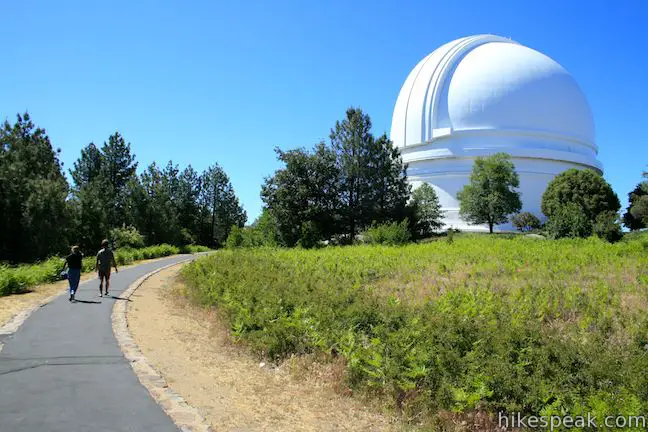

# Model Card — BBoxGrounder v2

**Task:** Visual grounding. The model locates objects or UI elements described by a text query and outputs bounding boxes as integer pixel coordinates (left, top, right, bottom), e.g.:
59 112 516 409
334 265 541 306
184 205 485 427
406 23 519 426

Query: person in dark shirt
62 245 83 302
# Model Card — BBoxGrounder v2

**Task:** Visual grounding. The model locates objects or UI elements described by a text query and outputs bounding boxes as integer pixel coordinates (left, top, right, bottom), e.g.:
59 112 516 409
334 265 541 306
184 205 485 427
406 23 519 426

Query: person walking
62 245 83 302
96 239 118 297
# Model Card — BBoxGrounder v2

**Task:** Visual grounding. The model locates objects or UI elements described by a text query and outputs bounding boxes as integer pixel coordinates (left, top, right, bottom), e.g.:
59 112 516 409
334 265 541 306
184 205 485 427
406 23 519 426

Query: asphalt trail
0 255 194 432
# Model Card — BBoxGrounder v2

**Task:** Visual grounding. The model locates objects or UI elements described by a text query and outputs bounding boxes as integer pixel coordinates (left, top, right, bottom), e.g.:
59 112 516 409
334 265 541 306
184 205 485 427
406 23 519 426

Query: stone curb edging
111 257 213 432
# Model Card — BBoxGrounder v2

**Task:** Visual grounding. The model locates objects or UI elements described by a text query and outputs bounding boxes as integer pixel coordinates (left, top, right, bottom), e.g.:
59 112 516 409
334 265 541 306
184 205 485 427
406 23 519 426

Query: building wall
401 132 601 232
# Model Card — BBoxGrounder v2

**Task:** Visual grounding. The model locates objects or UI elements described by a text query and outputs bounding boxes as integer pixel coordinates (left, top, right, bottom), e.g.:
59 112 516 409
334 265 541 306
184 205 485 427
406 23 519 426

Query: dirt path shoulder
127 263 399 432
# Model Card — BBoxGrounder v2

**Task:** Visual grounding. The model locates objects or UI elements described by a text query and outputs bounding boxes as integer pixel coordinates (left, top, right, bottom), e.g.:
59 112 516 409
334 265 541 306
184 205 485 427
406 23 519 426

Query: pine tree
138 162 181 245
71 143 103 188
0 113 70 262
330 108 410 240
69 142 109 249
330 108 372 240
367 133 410 224
100 132 138 228
199 165 246 247
176 166 202 243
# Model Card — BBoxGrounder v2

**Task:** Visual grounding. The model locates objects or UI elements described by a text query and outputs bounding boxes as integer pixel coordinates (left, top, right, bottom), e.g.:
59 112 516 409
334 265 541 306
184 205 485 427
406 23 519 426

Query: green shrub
110 225 145 249
510 212 542 232
446 227 455 244
297 221 321 249
179 228 196 246
179 244 211 254
225 225 245 249
222 223 277 249
180 235 648 424
593 211 623 243
362 219 411 245
545 202 592 239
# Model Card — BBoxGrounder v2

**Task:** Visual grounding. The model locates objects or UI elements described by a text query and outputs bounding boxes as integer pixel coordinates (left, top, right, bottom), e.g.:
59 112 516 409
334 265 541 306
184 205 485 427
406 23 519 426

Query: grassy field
181 233 648 427
0 244 210 296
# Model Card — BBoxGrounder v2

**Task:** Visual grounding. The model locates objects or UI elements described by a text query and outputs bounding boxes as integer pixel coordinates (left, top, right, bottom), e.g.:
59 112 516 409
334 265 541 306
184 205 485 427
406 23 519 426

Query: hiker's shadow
109 296 132 302
74 299 102 304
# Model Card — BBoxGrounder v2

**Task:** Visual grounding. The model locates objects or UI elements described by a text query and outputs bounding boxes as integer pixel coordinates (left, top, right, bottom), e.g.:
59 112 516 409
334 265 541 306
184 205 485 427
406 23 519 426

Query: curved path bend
0 255 195 432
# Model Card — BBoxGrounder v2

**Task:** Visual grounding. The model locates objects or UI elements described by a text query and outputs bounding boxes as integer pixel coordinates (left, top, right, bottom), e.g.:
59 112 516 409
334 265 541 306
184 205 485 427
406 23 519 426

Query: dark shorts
98 268 111 279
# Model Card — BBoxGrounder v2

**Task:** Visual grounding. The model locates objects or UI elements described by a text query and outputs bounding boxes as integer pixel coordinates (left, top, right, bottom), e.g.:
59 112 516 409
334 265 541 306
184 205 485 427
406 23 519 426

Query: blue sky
2 0 646 221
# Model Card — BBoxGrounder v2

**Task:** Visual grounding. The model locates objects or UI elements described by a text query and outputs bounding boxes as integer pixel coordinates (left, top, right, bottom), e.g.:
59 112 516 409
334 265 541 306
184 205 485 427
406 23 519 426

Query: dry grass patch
128 265 400 432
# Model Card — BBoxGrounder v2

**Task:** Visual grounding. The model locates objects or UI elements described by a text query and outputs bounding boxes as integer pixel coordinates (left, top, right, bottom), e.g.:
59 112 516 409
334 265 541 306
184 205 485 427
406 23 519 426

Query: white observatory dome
390 34 602 231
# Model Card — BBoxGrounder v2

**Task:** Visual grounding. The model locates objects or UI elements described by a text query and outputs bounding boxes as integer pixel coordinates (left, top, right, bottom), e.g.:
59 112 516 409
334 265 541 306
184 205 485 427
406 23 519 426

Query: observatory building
390 34 602 231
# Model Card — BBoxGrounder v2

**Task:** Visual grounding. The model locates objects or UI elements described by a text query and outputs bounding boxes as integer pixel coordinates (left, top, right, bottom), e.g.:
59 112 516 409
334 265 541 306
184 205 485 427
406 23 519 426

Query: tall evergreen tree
70 143 103 187
330 108 410 239
100 132 137 228
176 166 202 243
367 133 410 223
199 165 246 247
69 142 109 249
0 113 70 262
138 162 181 245
330 108 372 240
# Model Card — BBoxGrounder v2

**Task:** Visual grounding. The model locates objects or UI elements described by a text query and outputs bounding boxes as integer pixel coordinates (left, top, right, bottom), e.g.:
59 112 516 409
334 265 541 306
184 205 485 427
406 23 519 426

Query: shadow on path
73 299 102 304
109 296 132 302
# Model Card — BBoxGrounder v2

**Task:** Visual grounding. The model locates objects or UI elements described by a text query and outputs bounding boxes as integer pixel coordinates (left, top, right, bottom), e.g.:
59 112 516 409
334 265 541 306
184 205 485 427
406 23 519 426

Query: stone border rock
112 257 213 432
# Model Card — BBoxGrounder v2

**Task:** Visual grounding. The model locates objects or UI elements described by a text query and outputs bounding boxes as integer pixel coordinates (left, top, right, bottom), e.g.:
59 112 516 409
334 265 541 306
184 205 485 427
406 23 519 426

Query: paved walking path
0 255 194 432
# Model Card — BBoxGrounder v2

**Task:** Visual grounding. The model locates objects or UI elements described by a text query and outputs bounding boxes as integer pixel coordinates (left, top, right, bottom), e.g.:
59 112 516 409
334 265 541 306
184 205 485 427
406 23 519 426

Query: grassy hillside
181 234 648 425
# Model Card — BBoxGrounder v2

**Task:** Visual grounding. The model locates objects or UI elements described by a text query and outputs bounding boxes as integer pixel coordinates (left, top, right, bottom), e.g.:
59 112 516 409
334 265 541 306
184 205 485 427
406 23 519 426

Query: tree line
255 107 442 248
253 108 645 247
2 108 645 262
0 113 245 263
455 152 631 241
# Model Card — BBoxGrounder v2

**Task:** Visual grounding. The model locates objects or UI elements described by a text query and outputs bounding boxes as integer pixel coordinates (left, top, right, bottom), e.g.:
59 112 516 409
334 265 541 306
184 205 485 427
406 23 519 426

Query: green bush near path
181 234 648 425
0 244 211 297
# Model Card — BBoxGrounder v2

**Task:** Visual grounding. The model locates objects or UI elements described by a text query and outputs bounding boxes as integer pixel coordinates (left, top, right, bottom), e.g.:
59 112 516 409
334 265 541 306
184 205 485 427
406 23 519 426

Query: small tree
511 212 542 232
410 183 443 238
456 153 522 233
